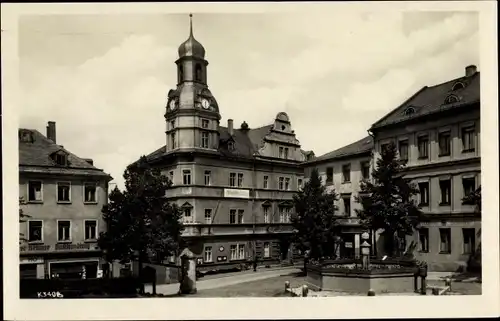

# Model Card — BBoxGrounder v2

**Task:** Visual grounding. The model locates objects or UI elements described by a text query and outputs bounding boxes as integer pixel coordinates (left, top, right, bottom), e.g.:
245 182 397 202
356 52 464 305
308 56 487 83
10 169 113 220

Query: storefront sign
344 242 353 248
20 244 50 252
20 256 44 264
55 243 92 251
224 188 249 199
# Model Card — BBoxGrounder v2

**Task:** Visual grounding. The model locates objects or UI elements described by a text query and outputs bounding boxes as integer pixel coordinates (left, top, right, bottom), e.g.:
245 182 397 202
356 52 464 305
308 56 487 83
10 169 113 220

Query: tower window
195 64 202 82
178 65 184 83
201 132 209 148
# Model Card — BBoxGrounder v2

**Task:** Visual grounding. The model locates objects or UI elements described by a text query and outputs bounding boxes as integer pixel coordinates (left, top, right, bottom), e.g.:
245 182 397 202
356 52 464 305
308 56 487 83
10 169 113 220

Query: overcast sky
18 11 479 189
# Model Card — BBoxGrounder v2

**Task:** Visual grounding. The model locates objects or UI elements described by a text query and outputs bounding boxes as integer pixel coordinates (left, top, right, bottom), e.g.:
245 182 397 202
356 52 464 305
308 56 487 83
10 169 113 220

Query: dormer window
403 107 416 116
228 141 235 151
451 82 465 91
51 150 69 166
19 130 34 143
444 94 460 104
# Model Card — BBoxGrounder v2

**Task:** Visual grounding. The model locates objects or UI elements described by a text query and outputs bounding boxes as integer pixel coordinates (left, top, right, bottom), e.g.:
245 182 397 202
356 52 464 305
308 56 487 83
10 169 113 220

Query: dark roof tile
309 135 373 163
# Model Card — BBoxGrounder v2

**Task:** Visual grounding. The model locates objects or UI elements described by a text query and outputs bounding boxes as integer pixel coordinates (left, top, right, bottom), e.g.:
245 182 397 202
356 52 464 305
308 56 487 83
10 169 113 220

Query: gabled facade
19 121 113 279
136 15 313 271
369 65 481 271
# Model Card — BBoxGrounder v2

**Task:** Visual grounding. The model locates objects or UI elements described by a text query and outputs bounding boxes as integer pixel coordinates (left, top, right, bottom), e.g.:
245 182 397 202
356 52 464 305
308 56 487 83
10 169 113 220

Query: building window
297 178 303 189
183 207 192 223
55 153 68 166
418 182 429 206
326 167 333 185
57 220 71 242
57 182 71 203
28 181 43 202
195 63 202 82
462 126 475 152
227 141 235 151
263 242 270 258
462 228 476 254
285 178 290 190
28 221 43 242
169 171 174 184
237 209 244 224
237 173 244 187
238 244 245 260
439 228 451 254
279 147 284 158
263 176 269 189
438 131 451 156
278 177 284 190
204 209 212 224
462 177 476 203
201 132 209 148
229 209 236 224
284 147 289 159
263 207 270 223
182 170 191 185
418 228 429 252
342 164 351 183
229 173 236 187
201 119 209 129
84 220 97 240
398 140 409 161
204 246 213 262
279 207 285 223
439 179 451 205
204 170 211 186
285 207 291 222
84 183 97 203
417 135 429 159
381 143 390 153
171 132 176 149
361 162 370 180
343 195 351 216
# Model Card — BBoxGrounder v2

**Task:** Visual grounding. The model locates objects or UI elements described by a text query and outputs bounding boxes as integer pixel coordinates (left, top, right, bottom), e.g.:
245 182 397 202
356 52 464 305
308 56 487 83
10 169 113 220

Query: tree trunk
138 256 145 295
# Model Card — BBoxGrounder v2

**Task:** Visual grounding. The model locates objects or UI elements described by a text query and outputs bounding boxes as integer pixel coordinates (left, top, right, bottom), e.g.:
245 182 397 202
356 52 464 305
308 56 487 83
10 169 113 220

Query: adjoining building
303 136 373 259
369 65 481 271
19 121 113 279
136 16 314 272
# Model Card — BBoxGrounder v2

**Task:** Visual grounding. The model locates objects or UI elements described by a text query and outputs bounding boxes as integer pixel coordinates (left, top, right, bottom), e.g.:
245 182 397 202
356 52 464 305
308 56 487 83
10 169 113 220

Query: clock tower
165 14 221 153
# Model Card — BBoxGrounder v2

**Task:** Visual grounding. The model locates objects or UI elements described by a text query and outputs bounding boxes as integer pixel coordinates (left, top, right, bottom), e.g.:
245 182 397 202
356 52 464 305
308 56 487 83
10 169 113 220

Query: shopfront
48 260 100 279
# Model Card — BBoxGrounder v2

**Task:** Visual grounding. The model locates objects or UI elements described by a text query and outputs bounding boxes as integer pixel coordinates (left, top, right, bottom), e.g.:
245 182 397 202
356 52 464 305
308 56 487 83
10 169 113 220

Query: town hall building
137 15 314 272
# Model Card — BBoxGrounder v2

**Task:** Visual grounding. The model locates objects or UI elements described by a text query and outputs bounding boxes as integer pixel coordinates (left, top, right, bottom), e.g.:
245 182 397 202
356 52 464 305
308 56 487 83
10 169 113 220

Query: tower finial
189 13 193 37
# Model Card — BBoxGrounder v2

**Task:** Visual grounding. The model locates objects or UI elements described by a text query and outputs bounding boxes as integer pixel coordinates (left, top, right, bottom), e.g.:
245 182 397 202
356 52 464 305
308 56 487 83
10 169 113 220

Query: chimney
46 121 56 143
227 119 234 136
465 65 477 77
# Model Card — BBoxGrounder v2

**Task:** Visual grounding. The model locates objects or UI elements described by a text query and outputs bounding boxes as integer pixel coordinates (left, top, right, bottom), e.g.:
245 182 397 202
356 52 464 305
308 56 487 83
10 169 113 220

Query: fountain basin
306 258 420 294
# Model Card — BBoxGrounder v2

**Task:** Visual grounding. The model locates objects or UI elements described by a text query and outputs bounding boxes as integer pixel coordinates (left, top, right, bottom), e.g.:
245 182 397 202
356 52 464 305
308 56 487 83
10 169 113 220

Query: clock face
169 99 177 110
201 98 210 109
219 246 224 252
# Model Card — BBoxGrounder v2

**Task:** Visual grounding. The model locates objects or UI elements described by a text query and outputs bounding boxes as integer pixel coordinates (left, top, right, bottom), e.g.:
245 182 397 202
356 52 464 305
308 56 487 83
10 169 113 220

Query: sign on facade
223 188 250 199
55 243 92 251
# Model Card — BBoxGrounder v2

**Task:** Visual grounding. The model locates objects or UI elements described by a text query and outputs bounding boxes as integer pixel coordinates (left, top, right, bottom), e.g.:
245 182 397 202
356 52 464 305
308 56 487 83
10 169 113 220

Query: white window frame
182 169 191 185
278 177 284 190
27 181 43 202
56 219 72 242
229 172 236 187
263 207 270 223
201 131 209 148
84 219 98 241
237 209 244 224
83 182 98 204
204 246 213 263
204 209 212 224
229 209 237 224
263 175 269 189
284 177 290 190
342 164 351 183
237 173 244 187
238 244 245 260
204 170 211 186
439 228 451 254
56 181 72 203
297 178 303 190
230 245 237 260
279 207 285 223
27 220 44 243
183 206 193 223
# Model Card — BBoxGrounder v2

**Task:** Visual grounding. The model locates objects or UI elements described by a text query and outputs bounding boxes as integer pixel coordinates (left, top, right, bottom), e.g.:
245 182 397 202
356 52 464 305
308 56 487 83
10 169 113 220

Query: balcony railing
182 223 295 237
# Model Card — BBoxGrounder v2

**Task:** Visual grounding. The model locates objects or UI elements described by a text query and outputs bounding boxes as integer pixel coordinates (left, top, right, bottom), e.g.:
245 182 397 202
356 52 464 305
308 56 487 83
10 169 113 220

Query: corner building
369 65 481 271
139 17 313 272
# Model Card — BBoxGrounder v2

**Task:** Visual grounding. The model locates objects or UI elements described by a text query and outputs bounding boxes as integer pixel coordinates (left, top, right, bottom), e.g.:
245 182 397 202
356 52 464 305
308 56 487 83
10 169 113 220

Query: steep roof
18 129 111 178
307 135 373 164
371 71 480 130
144 124 310 163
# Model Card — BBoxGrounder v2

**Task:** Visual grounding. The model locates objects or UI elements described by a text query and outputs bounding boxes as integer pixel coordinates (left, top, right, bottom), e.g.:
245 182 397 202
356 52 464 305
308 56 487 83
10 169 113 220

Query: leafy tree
19 197 31 244
355 143 422 257
98 156 184 282
291 168 341 261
